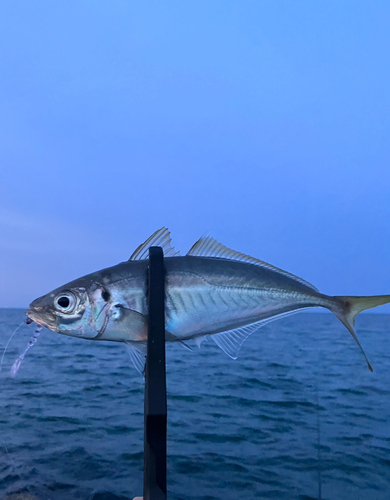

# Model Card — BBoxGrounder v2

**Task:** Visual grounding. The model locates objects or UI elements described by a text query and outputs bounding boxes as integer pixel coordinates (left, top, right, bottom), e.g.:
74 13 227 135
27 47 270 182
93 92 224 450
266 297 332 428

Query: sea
0 309 389 500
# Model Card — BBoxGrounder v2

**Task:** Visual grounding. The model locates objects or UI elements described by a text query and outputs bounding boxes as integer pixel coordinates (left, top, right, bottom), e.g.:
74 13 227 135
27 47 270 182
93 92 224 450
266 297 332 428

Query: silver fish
26 228 390 373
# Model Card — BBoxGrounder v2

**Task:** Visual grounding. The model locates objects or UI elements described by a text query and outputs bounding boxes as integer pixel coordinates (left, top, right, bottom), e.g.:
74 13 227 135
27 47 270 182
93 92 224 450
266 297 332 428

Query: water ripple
1 310 390 499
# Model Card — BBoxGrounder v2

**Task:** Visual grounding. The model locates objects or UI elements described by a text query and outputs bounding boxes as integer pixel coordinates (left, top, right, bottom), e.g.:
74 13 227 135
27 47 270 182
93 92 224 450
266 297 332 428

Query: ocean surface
0 309 389 500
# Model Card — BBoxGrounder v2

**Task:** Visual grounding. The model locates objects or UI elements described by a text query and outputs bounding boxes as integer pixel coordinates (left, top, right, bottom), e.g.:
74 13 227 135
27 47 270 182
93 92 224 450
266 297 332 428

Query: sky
0 1 389 309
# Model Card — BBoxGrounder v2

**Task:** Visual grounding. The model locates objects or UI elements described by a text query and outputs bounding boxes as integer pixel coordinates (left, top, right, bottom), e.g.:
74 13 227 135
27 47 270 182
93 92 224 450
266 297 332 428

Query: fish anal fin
211 310 303 359
187 236 318 292
211 323 263 359
194 335 208 349
129 228 180 261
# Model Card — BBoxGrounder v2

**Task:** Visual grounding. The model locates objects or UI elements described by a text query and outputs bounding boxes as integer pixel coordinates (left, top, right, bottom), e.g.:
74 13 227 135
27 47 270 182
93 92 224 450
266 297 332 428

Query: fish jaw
25 306 58 331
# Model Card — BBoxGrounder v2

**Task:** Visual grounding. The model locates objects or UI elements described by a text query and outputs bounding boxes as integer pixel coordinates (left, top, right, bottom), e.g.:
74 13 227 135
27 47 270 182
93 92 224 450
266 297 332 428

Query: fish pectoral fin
125 341 147 375
165 330 193 351
129 227 180 261
112 306 148 341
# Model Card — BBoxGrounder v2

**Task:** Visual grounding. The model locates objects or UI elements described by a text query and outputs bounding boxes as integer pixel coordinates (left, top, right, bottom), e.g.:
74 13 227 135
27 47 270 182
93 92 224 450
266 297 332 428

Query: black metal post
144 246 167 500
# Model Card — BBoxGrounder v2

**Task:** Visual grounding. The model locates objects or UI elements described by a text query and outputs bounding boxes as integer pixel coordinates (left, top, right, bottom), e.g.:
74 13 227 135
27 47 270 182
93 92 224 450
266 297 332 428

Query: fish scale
165 281 317 340
26 227 390 374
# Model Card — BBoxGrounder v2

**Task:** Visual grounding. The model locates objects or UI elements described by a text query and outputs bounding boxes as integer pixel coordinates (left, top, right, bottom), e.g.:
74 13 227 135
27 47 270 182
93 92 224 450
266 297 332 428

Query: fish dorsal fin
129 227 180 261
212 310 303 359
187 236 318 292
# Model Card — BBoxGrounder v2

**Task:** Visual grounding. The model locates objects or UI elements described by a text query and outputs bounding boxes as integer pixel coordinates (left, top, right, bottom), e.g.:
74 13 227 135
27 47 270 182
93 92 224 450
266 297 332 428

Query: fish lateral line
24 228 390 373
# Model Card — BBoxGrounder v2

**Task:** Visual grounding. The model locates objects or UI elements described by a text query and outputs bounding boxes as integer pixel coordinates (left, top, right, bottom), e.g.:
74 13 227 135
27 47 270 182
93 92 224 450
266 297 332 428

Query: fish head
26 279 110 339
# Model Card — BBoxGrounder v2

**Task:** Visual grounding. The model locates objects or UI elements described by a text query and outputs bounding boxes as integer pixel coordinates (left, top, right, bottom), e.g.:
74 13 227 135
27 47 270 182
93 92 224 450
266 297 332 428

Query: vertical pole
144 246 167 500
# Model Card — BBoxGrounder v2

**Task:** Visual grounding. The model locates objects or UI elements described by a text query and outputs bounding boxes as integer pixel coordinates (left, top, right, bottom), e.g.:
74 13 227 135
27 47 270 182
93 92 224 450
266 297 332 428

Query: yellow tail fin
333 295 390 372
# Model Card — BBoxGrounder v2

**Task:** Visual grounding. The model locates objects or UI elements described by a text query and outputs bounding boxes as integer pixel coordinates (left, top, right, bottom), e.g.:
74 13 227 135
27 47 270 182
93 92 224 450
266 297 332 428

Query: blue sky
0 1 389 308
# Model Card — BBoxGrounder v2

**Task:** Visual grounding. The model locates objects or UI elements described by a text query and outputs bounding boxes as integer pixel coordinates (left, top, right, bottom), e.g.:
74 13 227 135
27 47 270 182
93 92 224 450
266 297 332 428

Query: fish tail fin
331 294 390 372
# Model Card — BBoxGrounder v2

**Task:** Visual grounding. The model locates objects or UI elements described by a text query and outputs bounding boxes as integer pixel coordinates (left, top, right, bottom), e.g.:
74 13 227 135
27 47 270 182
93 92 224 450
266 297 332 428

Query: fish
26 228 390 373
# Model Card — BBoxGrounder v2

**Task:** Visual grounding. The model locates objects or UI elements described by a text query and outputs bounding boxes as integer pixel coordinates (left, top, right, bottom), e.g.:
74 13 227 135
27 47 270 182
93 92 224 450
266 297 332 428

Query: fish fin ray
187 236 318 292
212 325 260 359
125 342 146 375
129 227 179 260
211 310 303 359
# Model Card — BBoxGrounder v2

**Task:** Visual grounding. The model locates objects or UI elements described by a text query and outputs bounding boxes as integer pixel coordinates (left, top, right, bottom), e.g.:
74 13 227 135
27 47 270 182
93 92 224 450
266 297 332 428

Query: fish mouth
26 309 38 322
25 309 57 331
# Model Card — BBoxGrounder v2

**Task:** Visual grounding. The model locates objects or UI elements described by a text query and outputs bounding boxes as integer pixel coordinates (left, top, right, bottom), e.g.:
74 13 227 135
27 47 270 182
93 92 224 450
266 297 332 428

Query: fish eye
55 292 76 313
58 296 70 308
